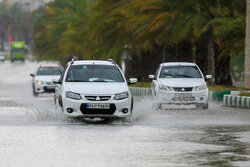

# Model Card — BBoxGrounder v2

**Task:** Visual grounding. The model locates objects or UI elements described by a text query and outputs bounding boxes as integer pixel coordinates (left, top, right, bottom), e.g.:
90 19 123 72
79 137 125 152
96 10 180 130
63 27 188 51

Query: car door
55 66 67 106
152 66 161 96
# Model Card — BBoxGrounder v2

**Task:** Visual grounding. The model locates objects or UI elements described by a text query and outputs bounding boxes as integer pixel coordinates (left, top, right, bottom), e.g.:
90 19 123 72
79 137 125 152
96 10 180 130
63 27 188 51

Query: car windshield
37 67 62 76
12 48 26 53
65 65 125 82
159 66 202 78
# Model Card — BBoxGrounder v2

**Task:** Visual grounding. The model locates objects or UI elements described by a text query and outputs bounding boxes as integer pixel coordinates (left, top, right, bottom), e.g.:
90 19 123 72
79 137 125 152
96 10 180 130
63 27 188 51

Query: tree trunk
1 33 4 51
244 0 250 89
207 38 215 85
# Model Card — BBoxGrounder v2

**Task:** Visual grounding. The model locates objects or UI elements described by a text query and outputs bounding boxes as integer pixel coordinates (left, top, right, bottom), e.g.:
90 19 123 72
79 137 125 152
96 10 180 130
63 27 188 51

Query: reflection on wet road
0 62 250 167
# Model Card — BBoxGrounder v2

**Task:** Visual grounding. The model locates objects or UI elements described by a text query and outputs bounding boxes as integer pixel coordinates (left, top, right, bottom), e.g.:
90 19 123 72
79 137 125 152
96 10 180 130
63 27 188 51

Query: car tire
54 95 57 104
202 103 209 109
131 97 134 114
59 96 64 112
32 85 38 96
196 103 208 110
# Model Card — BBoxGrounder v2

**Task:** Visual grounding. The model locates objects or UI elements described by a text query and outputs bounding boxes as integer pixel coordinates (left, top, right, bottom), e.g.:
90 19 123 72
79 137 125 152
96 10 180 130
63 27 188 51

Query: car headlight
194 85 207 91
159 85 173 92
66 91 82 100
114 91 129 100
36 80 44 85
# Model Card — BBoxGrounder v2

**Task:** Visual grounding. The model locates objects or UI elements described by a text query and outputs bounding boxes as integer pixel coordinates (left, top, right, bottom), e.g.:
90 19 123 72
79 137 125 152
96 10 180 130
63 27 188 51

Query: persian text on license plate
86 104 110 109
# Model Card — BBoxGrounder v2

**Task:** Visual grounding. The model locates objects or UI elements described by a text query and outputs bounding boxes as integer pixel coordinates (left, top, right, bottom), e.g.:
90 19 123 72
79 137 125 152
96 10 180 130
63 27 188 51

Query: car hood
65 82 128 95
158 78 206 87
35 75 60 82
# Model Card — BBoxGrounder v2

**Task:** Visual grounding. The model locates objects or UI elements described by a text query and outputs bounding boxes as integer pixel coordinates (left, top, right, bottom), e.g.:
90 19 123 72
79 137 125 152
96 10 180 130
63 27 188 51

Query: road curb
223 95 250 109
129 87 151 96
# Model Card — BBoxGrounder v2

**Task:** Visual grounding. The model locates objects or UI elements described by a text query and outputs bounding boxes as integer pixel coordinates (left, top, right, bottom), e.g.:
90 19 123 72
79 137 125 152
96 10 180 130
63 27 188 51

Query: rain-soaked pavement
0 61 250 167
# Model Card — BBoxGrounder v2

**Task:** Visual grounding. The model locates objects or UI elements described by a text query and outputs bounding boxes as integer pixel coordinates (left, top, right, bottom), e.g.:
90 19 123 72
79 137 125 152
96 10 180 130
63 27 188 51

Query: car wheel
196 103 208 110
202 103 209 109
131 97 134 114
32 86 38 96
59 96 64 112
54 95 57 104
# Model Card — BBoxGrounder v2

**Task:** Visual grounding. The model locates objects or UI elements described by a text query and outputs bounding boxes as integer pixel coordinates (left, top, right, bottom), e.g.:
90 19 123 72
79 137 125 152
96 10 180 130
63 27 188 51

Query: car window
159 66 202 78
37 67 62 76
66 65 125 82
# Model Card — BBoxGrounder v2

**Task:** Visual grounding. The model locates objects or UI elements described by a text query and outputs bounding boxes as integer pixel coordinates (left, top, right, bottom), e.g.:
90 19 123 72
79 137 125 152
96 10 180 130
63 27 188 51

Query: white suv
149 62 211 109
54 60 137 120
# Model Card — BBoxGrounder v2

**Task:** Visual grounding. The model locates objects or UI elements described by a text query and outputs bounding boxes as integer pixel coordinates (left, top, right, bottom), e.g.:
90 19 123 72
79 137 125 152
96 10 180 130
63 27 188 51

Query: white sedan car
54 60 137 120
30 64 64 96
149 62 211 109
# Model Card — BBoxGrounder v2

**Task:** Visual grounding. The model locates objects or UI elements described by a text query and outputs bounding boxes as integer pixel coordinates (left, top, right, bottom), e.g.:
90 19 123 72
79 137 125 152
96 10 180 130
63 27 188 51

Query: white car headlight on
114 91 129 100
194 85 207 91
66 91 82 100
36 80 44 85
159 85 173 92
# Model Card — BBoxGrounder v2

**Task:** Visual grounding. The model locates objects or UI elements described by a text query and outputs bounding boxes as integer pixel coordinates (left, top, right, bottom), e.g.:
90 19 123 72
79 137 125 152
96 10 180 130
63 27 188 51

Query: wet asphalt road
0 61 250 167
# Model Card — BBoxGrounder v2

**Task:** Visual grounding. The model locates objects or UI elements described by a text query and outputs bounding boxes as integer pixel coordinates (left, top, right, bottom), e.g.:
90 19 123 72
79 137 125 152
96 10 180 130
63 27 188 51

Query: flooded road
0 61 250 167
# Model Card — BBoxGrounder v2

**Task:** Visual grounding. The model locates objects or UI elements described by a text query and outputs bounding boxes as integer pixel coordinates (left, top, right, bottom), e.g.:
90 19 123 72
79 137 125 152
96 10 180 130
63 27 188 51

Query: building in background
2 0 52 11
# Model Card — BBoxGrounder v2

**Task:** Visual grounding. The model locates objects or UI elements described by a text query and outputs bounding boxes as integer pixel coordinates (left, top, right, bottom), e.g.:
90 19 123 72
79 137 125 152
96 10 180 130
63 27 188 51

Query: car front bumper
34 84 55 93
156 90 209 105
62 95 132 118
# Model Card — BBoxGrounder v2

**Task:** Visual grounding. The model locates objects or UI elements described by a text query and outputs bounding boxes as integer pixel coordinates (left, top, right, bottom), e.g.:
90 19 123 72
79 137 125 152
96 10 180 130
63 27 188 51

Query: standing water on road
0 62 250 167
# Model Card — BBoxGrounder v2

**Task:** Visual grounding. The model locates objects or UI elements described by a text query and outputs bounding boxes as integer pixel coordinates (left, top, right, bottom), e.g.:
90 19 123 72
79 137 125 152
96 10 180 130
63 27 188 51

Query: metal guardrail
224 95 250 109
129 87 152 96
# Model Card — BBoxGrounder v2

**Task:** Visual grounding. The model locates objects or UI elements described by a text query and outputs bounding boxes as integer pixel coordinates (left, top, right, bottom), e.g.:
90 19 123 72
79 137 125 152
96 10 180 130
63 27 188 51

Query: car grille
173 87 193 92
85 96 111 101
80 103 116 115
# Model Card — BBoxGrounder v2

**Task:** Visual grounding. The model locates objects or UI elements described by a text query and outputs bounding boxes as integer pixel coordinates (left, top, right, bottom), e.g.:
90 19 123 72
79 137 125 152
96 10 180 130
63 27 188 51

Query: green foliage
33 0 246 65
240 91 250 97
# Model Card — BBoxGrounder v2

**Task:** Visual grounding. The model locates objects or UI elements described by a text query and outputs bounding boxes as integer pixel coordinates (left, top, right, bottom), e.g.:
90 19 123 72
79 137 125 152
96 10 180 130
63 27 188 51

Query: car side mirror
30 73 35 77
149 75 155 80
53 78 62 85
205 75 212 80
128 78 137 85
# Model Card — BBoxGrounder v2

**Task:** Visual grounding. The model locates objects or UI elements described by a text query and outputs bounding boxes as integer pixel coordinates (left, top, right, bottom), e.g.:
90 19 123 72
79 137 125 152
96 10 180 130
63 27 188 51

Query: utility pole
245 0 250 89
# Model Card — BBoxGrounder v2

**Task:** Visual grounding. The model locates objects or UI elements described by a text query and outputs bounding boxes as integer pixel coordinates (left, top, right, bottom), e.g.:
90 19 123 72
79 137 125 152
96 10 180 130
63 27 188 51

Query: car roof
70 60 115 66
161 62 197 66
40 64 60 68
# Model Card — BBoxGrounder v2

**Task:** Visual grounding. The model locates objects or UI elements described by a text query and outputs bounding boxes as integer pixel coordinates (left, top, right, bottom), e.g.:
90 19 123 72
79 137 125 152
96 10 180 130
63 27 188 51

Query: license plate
173 93 194 101
86 104 110 109
46 86 55 89
175 93 192 98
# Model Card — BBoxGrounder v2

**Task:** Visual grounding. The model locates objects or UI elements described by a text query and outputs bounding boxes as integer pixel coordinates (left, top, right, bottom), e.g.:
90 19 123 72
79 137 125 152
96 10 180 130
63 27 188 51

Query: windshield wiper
175 74 192 78
162 73 176 77
92 80 108 82
66 80 86 82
